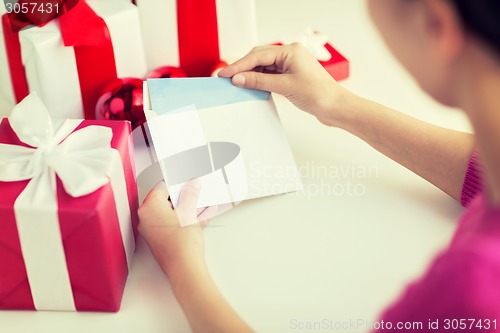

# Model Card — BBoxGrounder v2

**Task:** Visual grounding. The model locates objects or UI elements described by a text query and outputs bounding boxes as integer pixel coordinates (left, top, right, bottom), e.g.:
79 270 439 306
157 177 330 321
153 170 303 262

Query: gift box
0 6 18 115
136 0 258 77
279 29 350 81
0 93 139 312
0 0 148 120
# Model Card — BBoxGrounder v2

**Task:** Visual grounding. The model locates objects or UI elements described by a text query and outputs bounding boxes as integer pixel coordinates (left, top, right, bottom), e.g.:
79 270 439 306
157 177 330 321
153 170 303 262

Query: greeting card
137 78 302 222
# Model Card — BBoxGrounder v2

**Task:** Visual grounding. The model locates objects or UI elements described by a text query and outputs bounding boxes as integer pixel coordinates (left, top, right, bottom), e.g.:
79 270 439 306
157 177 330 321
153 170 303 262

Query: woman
138 0 500 332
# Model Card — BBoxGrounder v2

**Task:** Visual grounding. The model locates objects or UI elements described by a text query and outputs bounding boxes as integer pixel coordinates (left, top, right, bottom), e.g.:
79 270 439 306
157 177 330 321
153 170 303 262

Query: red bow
6 0 79 33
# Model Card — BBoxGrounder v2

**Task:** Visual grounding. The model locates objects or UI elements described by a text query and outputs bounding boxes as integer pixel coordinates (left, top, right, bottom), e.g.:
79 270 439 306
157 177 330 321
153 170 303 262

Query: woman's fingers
197 205 219 222
177 179 202 226
219 45 286 78
231 71 293 95
178 179 201 210
143 181 171 207
218 43 318 99
138 181 177 231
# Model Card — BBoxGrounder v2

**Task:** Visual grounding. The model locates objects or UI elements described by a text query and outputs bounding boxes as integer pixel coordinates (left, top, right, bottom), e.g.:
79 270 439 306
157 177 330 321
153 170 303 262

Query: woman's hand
138 181 254 333
138 179 216 277
220 44 476 204
218 43 354 126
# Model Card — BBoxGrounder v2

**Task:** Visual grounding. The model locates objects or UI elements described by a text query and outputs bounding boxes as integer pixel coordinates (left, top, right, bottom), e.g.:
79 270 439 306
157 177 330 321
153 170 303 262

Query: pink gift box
0 109 138 312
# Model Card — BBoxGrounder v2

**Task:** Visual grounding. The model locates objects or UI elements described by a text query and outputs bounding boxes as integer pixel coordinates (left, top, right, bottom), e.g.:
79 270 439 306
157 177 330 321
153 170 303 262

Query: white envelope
139 79 303 221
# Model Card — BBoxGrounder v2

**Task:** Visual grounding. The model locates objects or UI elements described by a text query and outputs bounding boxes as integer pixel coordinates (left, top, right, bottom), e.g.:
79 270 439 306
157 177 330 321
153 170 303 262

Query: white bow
0 93 133 311
0 92 114 196
282 28 332 62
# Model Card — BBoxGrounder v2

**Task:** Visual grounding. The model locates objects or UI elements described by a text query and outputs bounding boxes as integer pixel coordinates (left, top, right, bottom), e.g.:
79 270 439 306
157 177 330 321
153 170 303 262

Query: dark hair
453 0 500 53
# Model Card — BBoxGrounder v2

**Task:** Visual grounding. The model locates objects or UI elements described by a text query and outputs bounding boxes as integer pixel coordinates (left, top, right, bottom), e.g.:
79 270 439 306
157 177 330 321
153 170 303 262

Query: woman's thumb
232 72 290 95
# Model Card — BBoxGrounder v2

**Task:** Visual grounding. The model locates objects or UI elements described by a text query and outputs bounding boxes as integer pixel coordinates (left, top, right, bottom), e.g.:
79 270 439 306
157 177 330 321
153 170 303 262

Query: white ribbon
0 93 135 311
282 28 332 62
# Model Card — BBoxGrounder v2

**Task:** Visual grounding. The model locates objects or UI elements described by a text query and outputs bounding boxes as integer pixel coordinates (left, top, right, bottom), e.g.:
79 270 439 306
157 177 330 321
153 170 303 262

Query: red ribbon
177 0 221 77
1 14 29 104
6 0 79 33
58 1 117 119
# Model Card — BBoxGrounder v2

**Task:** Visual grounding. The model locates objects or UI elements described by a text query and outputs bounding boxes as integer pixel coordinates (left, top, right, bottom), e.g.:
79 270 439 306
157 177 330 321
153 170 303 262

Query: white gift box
136 0 258 74
0 0 147 119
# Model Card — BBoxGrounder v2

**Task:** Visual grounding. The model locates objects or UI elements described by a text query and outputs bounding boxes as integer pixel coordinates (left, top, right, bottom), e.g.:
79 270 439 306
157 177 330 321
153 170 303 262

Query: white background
1 1 470 332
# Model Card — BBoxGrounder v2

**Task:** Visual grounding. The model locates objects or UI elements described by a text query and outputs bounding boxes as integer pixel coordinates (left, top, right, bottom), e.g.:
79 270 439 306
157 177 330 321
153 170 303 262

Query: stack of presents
0 0 349 312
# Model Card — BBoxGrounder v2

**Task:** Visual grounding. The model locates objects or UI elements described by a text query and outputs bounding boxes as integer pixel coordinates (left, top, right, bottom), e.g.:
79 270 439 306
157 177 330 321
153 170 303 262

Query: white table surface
1 1 472 332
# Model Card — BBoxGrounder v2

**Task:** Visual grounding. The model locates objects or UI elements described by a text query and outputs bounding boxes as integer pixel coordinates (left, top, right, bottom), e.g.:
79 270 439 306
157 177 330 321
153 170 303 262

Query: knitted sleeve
460 149 482 207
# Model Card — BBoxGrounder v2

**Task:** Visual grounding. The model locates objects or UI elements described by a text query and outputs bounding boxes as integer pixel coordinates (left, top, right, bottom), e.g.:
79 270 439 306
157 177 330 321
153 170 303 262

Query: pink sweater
376 151 500 332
